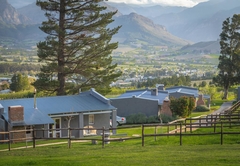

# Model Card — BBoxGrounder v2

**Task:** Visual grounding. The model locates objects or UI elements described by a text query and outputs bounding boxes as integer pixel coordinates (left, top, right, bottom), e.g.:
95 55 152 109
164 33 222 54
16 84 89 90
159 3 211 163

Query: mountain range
106 0 240 42
0 0 190 48
1 0 240 50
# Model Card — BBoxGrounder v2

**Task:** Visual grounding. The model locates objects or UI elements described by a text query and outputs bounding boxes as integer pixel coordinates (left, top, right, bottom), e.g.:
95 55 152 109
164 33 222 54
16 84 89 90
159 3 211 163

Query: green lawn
1 143 240 166
1 99 239 165
1 124 240 166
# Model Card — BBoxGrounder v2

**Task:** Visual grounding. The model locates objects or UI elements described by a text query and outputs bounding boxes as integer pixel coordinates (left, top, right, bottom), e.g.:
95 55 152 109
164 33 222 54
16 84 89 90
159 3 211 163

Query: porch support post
79 113 84 138
112 110 117 134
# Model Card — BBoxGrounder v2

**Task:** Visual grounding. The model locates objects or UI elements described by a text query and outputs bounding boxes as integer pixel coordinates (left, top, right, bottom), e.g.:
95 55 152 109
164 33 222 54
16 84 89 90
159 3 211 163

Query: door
48 118 61 138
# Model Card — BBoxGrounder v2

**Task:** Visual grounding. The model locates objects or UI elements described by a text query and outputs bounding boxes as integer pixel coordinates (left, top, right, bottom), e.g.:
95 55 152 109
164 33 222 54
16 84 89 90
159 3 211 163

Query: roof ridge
166 86 197 90
89 88 110 105
126 88 148 93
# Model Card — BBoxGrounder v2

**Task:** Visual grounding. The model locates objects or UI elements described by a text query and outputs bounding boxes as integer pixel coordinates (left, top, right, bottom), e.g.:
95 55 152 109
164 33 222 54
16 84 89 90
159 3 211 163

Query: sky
108 0 209 7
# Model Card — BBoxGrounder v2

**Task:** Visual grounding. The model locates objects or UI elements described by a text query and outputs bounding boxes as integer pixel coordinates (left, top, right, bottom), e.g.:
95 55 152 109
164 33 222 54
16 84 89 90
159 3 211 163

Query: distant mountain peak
0 0 31 24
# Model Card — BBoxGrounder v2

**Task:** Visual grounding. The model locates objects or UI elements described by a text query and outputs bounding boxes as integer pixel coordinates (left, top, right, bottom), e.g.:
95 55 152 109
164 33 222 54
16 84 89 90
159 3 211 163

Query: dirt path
0 140 88 152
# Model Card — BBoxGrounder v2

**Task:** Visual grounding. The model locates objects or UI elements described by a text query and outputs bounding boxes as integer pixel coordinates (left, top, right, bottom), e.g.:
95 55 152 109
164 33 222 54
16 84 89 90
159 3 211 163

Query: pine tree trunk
57 0 66 96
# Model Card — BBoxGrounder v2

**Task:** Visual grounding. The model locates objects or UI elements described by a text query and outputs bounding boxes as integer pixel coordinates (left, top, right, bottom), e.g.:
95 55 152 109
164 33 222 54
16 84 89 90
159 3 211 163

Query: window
89 114 94 124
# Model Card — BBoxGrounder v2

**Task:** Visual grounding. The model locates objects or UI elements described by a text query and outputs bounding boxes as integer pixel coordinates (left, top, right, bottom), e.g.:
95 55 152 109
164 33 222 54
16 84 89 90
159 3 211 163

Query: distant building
111 85 210 118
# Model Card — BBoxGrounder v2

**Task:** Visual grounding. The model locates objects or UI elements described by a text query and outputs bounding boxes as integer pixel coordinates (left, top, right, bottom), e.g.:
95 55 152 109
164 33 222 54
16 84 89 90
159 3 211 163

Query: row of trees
134 75 191 88
0 63 40 74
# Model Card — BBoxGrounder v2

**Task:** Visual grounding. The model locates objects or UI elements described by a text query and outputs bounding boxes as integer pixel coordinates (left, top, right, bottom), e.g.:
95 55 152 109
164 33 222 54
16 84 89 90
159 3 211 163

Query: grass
1 121 240 165
1 142 240 165
1 97 239 165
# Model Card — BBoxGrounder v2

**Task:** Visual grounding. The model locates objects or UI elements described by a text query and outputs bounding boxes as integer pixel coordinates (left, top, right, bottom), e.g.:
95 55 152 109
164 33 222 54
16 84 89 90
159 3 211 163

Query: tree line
133 75 191 88
0 63 40 74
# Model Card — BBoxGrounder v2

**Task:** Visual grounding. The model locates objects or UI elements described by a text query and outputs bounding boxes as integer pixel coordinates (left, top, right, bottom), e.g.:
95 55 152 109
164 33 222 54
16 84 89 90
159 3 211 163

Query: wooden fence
1 101 240 150
142 114 240 146
1 113 240 150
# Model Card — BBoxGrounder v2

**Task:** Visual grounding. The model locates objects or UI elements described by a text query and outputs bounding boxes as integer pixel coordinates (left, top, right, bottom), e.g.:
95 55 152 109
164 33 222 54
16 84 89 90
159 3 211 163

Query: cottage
0 88 117 142
166 86 211 107
111 85 169 117
110 85 210 118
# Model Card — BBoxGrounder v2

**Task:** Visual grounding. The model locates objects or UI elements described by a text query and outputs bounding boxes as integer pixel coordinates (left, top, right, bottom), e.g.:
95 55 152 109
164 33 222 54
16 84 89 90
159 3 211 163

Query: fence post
180 123 182 146
142 124 144 147
154 126 157 141
206 115 208 127
184 119 187 133
211 114 213 126
199 117 201 127
220 122 223 145
8 131 11 151
213 122 216 133
229 115 231 128
102 127 105 148
68 128 71 149
32 127 35 148
190 118 192 133
175 124 177 134
167 124 170 138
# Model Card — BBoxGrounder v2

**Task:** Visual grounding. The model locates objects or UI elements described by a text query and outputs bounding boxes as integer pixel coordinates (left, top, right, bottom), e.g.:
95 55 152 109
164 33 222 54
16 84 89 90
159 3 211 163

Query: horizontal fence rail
1 111 240 151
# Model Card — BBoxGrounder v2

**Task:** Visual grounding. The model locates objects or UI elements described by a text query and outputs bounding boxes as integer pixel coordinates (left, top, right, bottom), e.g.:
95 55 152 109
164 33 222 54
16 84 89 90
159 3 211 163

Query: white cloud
108 0 209 7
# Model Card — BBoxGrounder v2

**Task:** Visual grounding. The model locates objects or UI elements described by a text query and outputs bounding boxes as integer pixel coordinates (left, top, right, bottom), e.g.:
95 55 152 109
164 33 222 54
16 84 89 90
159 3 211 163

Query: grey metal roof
166 86 199 97
2 108 54 126
114 89 169 105
0 88 116 126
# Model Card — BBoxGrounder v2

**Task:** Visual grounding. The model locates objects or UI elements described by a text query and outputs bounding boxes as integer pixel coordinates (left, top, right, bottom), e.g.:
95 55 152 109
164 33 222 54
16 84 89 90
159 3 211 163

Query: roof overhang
49 110 113 117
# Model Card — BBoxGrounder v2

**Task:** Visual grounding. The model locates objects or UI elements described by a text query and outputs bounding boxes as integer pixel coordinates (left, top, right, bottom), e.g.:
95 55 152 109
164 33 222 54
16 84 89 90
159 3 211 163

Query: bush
170 96 195 117
126 113 147 124
147 116 159 123
159 114 177 123
193 105 210 112
127 114 160 124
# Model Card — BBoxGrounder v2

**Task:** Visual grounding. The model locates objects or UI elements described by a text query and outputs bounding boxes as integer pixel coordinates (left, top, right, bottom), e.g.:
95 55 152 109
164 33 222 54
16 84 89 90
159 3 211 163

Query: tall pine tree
34 0 121 95
213 14 240 99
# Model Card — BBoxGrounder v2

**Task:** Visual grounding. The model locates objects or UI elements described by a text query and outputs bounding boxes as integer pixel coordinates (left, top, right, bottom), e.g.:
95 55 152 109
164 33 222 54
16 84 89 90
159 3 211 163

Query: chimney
8 106 24 123
151 88 158 96
197 94 205 106
34 89 37 109
160 97 172 117
156 84 165 91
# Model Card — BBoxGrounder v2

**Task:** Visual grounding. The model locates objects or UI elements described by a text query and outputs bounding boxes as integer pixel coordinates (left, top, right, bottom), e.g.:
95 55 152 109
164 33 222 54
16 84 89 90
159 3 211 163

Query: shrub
159 114 177 123
126 113 147 124
147 116 159 123
127 114 160 124
170 96 195 117
194 105 210 112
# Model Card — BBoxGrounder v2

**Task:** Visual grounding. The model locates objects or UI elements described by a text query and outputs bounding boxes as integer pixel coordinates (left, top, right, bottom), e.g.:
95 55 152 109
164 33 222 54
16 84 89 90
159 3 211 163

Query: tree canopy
213 14 240 99
10 73 30 92
33 0 121 95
